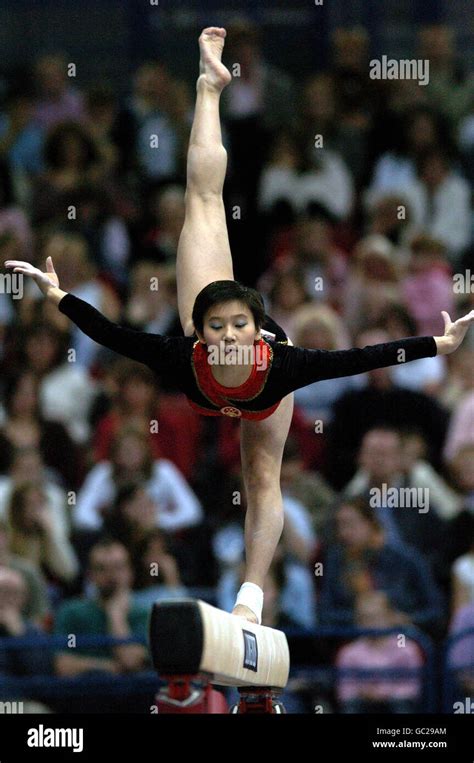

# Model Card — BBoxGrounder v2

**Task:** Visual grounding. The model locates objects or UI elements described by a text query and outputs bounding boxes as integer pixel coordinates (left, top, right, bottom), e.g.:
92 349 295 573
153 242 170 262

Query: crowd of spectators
0 19 473 712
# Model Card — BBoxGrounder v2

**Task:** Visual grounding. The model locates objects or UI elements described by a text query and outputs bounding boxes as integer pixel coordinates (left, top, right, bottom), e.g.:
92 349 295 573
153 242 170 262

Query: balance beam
149 599 290 689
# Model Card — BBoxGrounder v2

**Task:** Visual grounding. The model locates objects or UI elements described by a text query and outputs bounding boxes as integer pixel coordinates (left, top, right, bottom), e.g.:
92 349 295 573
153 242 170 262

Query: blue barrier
0 624 437 712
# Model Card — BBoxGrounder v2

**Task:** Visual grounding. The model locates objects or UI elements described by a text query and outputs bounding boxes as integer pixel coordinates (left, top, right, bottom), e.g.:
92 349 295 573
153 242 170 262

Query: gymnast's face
198 301 261 361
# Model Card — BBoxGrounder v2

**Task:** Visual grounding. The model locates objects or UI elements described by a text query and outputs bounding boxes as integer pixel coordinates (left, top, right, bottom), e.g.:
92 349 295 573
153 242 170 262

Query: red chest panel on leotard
189 338 280 420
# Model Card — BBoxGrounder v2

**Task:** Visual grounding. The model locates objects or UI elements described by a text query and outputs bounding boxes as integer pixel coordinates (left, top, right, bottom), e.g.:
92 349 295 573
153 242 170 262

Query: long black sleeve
58 292 180 371
275 336 438 393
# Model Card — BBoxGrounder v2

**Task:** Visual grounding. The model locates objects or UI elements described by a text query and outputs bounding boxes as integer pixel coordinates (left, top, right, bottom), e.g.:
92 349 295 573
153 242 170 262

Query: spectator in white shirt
74 426 203 532
400 147 471 264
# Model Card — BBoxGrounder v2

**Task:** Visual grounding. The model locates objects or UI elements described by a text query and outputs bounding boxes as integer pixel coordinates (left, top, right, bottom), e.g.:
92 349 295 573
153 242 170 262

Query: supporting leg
235 393 295 621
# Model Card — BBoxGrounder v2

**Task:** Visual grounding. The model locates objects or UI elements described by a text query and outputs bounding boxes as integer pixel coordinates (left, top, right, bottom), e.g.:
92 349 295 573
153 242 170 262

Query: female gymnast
6 27 474 625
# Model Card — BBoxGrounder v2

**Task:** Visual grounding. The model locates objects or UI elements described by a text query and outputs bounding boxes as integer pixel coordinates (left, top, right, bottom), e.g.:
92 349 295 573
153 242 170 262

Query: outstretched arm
277 308 474 392
4 257 174 366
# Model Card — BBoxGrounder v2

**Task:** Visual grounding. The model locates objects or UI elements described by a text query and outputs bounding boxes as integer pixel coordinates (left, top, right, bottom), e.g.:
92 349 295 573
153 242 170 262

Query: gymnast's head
192 280 266 353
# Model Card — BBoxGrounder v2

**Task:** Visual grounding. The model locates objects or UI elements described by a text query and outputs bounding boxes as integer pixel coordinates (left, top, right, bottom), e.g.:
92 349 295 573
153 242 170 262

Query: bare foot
198 26 232 92
232 604 259 624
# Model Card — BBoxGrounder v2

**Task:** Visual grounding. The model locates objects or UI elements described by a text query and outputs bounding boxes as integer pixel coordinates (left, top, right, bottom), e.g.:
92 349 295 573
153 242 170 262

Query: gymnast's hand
434 309 474 354
4 256 59 295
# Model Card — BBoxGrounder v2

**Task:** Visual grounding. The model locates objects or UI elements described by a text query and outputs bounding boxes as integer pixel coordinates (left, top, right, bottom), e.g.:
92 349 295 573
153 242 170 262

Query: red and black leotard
58 293 438 421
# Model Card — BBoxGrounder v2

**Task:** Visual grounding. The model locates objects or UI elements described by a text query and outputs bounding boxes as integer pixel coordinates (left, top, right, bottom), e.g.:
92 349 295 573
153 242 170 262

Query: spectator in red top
92 358 202 481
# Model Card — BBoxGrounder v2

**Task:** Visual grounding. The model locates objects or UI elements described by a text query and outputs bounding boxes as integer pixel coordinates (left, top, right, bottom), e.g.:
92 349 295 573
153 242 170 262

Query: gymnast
6 27 474 626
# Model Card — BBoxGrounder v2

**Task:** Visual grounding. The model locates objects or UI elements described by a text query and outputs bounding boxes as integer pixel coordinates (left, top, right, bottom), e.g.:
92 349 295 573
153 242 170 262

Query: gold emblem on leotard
220 406 242 417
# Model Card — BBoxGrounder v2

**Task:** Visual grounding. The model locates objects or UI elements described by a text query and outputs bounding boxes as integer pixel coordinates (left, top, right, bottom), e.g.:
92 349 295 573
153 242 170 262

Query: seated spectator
399 427 461 521
402 147 471 265
53 539 151 711
297 72 369 186
0 445 72 540
222 17 296 134
258 130 354 221
343 426 451 573
291 303 360 427
451 535 474 616
0 519 49 624
293 207 349 310
365 105 452 204
280 434 336 540
30 120 104 226
326 327 449 489
0 370 81 489
35 230 121 371
448 603 474 695
400 234 455 338
265 267 312 341
258 205 348 313
0 86 44 199
438 348 474 412
115 60 181 183
7 481 78 585
34 53 84 130
83 83 120 180
10 318 97 447
336 591 423 713
0 566 52 677
103 481 192 590
75 427 203 532
366 193 414 258
417 25 474 127
132 528 188 608
442 446 474 571
121 260 178 333
91 357 202 480
344 235 401 336
443 391 474 464
319 497 443 632
382 301 447 395
130 185 185 266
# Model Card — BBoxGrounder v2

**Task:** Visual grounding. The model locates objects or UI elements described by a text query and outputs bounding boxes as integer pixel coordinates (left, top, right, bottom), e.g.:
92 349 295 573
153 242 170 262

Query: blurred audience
336 591 423 713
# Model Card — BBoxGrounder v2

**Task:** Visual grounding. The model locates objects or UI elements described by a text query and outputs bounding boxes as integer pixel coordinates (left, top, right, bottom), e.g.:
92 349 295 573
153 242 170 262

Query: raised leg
177 27 234 336
235 392 295 621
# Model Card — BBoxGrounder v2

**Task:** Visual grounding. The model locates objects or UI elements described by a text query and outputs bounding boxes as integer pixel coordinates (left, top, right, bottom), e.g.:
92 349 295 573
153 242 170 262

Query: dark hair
337 495 382 530
191 280 266 336
381 303 417 337
104 479 146 544
109 426 154 481
2 371 41 418
269 266 310 305
88 537 129 568
401 104 454 155
44 120 98 171
8 481 46 532
410 232 446 256
16 321 70 374
113 358 158 390
415 145 452 176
